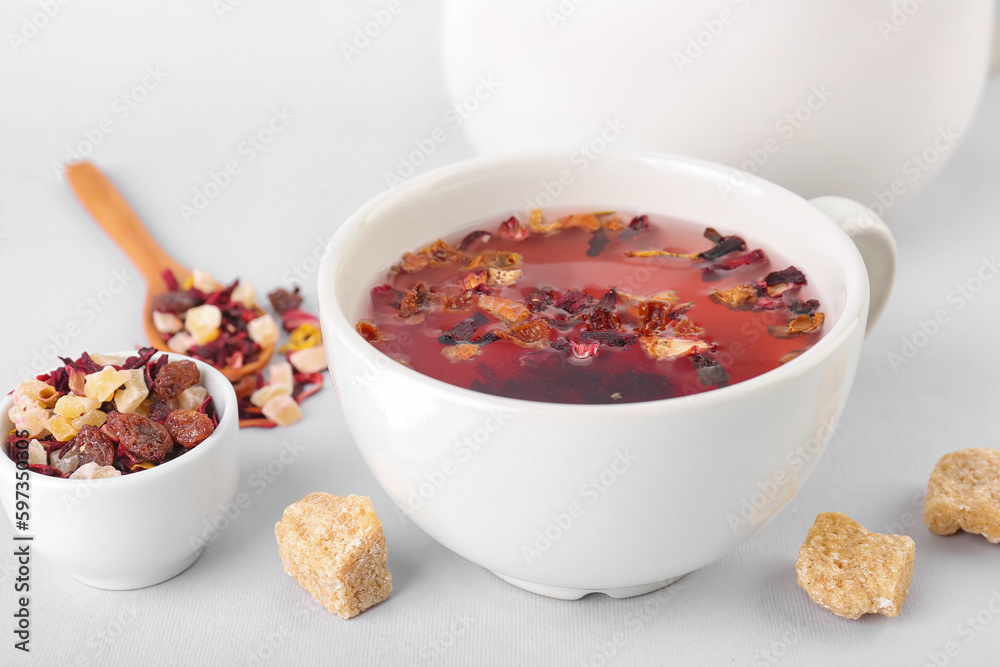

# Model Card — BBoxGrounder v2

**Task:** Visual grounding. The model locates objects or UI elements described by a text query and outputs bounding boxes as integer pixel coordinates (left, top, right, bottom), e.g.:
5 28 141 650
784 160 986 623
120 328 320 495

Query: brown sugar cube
923 447 1000 543
275 493 392 619
795 512 915 620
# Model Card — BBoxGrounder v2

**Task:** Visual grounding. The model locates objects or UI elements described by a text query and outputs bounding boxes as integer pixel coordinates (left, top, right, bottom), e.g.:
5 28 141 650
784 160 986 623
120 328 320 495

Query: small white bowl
0 351 239 590
318 151 895 599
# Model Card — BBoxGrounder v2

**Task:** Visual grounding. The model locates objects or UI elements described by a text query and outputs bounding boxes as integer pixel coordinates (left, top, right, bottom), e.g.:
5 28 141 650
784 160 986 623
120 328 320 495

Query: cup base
70 548 204 590
490 571 686 600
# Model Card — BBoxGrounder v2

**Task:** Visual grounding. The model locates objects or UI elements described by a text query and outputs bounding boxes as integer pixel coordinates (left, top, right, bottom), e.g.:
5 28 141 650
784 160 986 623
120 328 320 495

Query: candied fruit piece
50 447 79 475
185 304 223 345
71 425 117 468
231 279 256 307
164 409 215 449
84 366 132 402
70 462 122 480
638 336 712 361
167 332 196 353
8 394 52 437
356 321 388 344
442 343 482 363
923 448 1000 543
152 311 184 335
53 395 101 420
104 411 174 464
796 512 914 619
769 313 825 339
275 493 392 619
487 267 523 287
247 314 280 347
708 284 758 311
289 345 328 374
45 415 78 442
114 368 150 413
262 394 303 427
496 320 552 349
175 385 209 412
27 439 47 466
191 268 216 293
153 360 200 400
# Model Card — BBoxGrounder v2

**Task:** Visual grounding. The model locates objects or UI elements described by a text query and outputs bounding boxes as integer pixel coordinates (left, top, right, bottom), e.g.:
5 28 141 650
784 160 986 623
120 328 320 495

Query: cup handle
808 196 897 336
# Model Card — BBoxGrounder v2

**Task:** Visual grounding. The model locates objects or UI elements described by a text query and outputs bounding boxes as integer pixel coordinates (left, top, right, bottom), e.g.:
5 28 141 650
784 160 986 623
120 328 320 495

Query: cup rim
0 350 238 487
318 149 869 414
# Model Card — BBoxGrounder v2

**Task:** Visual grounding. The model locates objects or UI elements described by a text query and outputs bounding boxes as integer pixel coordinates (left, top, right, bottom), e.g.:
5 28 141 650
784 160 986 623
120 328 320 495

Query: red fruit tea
355 211 825 404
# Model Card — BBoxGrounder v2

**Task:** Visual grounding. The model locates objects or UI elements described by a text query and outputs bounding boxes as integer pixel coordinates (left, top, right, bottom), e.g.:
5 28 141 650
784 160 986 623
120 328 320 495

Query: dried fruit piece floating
356 209 826 404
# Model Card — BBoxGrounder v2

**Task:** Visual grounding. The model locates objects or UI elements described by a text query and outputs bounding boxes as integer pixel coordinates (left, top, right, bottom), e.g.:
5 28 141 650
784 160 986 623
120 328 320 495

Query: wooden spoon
65 160 274 381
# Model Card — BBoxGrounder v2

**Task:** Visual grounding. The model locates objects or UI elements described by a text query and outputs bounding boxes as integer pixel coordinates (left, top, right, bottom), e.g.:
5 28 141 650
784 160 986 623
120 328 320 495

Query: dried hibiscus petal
569 340 601 360
698 232 746 260
702 249 768 281
690 353 731 387
438 312 488 345
524 288 555 312
764 266 806 287
769 313 825 339
498 216 529 241
579 331 637 348
788 299 820 316
554 289 596 314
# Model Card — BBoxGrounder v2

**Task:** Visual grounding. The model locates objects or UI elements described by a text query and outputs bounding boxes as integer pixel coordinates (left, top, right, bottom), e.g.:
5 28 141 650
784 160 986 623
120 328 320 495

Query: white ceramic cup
318 151 896 599
0 352 239 590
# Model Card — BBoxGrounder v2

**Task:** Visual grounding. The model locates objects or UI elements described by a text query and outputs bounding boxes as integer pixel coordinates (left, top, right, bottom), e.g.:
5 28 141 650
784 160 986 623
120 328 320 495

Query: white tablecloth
2 3 999 665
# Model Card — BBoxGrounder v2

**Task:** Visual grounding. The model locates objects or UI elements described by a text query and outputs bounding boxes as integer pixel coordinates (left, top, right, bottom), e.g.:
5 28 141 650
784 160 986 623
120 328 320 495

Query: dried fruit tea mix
6 348 217 478
355 210 826 404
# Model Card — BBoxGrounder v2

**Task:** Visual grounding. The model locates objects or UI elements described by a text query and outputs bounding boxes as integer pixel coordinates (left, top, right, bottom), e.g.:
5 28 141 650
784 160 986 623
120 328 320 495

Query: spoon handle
66 161 188 287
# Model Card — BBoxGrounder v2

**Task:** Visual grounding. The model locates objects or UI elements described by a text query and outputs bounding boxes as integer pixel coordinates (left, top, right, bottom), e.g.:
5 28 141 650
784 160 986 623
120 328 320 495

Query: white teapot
442 1 998 211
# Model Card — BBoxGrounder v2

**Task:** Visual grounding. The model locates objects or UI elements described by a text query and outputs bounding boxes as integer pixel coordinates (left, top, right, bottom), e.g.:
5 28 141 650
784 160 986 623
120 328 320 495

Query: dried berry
150 290 201 314
152 360 200 400
70 425 117 468
164 409 215 449
690 353 731 387
524 288 555 312
438 312 488 345
554 290 596 314
268 287 304 315
764 266 807 287
147 400 173 424
104 411 174 464
498 216 530 241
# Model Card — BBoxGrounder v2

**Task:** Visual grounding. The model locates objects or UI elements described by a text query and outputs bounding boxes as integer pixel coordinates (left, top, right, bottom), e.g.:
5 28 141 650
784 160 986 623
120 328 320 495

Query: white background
1 2 999 666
